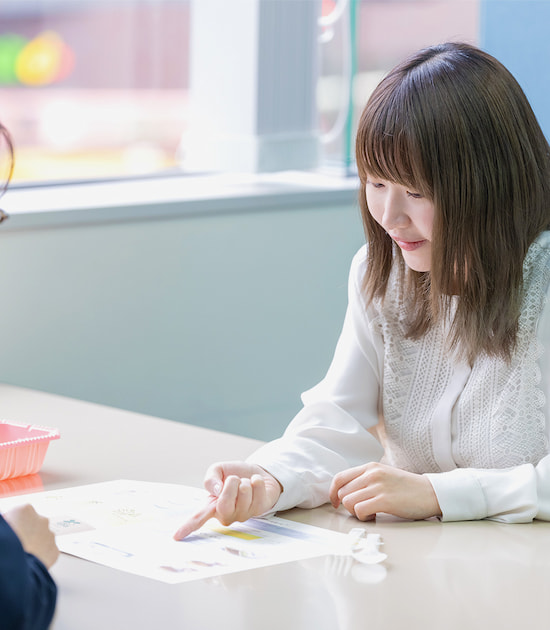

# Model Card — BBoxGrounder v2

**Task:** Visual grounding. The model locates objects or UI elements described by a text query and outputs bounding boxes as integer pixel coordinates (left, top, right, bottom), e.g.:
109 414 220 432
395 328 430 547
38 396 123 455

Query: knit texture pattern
370 237 550 473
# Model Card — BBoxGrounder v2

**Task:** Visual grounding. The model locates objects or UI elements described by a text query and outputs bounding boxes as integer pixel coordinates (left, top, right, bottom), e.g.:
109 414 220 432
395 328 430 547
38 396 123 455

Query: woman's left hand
329 462 442 521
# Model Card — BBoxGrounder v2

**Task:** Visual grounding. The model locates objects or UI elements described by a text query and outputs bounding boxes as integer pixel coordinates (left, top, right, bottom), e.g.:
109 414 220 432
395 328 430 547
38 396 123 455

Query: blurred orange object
0 473 44 497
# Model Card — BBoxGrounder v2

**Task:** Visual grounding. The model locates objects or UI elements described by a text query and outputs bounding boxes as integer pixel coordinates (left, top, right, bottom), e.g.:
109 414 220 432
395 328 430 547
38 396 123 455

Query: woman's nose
382 191 410 231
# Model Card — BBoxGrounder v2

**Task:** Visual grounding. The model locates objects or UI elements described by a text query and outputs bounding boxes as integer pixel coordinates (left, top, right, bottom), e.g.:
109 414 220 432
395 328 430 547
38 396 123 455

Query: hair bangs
356 79 432 198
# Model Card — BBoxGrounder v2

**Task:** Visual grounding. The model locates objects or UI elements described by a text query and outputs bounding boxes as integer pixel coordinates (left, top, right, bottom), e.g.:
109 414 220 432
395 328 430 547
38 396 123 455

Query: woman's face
365 176 435 272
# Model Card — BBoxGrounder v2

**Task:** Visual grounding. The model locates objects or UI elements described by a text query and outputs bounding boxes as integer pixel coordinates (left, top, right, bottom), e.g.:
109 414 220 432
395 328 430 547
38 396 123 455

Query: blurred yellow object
15 31 73 86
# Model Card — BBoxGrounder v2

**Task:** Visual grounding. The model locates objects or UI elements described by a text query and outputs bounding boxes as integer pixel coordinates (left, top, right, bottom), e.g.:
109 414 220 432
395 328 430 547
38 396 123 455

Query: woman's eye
406 191 423 199
367 180 385 189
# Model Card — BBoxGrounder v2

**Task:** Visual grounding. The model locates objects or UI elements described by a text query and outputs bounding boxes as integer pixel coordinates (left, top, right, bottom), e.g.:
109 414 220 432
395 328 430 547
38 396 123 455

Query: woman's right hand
173 461 283 540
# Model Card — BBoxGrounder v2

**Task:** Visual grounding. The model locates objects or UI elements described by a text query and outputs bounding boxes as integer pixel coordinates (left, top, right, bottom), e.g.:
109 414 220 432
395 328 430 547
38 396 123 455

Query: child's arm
0 508 58 630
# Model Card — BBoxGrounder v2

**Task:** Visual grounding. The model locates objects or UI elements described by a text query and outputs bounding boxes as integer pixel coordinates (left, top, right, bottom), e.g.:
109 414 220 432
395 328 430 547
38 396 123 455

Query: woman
175 42 550 539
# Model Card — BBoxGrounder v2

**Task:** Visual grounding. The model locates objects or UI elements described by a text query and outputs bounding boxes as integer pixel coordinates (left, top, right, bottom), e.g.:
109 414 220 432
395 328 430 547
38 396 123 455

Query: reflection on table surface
0 384 548 630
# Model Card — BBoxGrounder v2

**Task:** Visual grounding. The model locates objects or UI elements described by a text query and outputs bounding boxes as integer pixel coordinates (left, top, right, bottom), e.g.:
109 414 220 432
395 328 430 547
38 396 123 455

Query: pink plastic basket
0 421 60 481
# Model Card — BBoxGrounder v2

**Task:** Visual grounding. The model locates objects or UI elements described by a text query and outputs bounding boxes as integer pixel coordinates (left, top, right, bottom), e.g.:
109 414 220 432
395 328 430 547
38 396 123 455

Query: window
0 0 189 184
318 0 479 173
0 0 479 186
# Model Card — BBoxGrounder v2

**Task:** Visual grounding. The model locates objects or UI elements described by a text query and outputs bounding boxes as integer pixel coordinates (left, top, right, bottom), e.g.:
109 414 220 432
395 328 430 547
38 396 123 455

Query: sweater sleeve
426 278 550 523
247 247 384 511
0 515 57 630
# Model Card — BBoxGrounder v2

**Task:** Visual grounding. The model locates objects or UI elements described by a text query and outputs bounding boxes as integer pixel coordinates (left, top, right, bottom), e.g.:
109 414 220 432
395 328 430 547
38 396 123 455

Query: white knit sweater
248 231 550 522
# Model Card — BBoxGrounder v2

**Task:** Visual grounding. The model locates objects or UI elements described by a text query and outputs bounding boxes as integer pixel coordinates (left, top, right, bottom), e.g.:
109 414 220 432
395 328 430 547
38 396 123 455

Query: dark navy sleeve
0 515 57 630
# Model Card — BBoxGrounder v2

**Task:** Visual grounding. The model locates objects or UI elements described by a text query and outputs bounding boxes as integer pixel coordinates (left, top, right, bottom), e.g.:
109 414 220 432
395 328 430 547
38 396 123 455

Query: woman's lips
393 238 427 251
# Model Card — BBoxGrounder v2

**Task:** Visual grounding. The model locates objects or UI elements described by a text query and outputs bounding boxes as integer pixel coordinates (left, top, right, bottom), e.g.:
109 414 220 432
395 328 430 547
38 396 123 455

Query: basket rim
0 420 60 449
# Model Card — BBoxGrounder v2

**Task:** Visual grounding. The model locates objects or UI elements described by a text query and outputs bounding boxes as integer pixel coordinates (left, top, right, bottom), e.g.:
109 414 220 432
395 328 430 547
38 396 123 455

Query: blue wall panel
480 0 550 140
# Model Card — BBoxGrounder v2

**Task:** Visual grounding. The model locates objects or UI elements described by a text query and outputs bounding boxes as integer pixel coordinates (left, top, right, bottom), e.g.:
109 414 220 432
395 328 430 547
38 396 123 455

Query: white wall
0 194 364 441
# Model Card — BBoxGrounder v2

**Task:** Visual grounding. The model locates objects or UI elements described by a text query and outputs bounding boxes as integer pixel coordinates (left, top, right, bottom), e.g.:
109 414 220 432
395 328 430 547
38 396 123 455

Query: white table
1 384 548 630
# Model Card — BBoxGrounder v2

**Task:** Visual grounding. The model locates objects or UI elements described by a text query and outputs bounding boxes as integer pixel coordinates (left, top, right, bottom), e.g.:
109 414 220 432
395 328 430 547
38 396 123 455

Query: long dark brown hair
356 42 550 363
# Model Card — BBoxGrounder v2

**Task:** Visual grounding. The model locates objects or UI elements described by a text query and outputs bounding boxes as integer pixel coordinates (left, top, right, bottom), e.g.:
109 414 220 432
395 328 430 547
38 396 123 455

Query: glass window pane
318 0 480 172
0 0 189 184
0 0 480 185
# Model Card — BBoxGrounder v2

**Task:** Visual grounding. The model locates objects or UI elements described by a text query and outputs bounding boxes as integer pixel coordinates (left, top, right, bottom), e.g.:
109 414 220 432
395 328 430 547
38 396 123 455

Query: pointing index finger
173 495 218 541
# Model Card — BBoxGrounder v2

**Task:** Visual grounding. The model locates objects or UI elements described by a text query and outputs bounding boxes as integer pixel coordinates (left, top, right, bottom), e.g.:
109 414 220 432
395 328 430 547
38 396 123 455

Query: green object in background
0 34 26 84
344 0 358 174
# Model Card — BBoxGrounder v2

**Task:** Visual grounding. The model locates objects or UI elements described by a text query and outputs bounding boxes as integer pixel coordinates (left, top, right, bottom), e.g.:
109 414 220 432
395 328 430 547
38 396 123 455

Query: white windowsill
0 170 360 231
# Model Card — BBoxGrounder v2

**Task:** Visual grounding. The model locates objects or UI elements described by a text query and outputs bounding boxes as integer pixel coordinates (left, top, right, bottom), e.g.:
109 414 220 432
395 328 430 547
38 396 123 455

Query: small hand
329 462 441 521
174 461 283 540
3 504 59 568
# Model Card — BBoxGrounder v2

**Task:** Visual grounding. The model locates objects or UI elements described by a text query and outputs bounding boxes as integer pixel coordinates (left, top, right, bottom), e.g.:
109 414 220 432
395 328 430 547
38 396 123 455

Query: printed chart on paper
0 479 348 583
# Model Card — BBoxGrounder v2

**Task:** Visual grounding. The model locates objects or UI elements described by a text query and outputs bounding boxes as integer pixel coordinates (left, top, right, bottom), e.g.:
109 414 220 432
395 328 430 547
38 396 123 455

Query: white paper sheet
0 479 348 583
